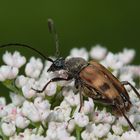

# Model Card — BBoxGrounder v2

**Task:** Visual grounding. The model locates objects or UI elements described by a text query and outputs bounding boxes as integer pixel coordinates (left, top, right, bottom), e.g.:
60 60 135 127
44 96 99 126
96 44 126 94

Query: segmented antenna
48 18 60 58
0 43 53 62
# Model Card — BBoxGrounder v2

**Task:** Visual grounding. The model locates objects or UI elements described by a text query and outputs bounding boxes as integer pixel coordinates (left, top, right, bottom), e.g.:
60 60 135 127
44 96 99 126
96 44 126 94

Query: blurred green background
0 1 140 99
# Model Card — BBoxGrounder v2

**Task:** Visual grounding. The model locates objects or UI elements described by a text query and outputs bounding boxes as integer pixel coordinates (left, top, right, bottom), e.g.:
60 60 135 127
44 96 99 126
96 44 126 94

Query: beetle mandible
0 18 140 131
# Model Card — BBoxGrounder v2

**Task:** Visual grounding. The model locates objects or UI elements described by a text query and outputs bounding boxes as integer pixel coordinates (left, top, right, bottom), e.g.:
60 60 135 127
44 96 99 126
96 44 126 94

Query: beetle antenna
0 43 53 62
48 18 60 58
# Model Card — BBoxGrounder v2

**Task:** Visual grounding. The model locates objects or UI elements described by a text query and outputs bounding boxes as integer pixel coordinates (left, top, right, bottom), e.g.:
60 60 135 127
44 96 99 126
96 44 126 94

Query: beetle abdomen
79 63 131 116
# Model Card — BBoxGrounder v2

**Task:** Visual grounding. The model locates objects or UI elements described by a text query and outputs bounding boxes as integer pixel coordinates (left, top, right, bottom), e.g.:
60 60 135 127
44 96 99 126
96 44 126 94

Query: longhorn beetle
0 18 140 131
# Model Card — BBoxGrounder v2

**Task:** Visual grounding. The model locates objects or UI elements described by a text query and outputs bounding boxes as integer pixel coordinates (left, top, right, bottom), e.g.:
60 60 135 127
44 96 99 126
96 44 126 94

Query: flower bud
74 113 89 127
1 122 16 137
15 115 30 129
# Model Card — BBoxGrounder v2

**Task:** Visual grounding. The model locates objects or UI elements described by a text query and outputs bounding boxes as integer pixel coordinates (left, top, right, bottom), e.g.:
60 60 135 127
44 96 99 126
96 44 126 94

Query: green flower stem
76 126 82 140
70 106 76 118
3 80 22 95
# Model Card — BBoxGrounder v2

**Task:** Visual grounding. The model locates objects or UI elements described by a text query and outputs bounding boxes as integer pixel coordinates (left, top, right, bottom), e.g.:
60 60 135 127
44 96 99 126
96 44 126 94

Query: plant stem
76 126 82 140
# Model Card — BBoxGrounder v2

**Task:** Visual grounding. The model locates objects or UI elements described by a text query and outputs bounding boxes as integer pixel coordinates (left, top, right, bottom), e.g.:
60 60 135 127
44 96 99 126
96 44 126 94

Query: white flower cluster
0 45 140 140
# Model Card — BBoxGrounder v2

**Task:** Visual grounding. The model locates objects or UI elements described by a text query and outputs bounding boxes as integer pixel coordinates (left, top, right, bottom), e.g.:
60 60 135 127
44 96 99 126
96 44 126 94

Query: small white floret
15 115 30 129
1 122 16 137
92 123 111 138
25 57 43 78
69 48 89 60
121 130 140 140
0 65 18 81
90 44 107 60
10 92 25 106
2 51 26 68
22 101 41 122
74 113 89 127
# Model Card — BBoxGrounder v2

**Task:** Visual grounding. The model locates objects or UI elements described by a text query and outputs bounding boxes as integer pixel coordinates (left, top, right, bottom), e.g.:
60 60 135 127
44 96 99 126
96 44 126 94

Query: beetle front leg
32 77 70 93
121 81 140 99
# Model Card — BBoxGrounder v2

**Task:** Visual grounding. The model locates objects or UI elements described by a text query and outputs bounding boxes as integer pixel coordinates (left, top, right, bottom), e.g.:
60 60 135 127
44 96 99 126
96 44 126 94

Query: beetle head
47 57 65 72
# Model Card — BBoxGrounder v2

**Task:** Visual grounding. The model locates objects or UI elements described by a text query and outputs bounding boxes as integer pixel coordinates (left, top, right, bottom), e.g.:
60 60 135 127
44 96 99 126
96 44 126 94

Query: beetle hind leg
115 104 136 131
121 81 140 99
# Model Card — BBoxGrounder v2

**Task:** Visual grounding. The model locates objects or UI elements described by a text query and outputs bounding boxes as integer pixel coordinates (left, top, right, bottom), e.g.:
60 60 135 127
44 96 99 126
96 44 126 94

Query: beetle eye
55 60 62 67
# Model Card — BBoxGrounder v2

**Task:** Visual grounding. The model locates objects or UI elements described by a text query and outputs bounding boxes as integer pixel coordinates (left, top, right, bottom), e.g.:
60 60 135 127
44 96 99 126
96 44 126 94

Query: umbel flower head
0 45 140 140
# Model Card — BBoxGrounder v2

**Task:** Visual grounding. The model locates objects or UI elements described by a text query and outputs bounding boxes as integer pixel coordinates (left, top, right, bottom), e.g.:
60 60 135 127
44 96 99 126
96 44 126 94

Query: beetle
0 19 140 131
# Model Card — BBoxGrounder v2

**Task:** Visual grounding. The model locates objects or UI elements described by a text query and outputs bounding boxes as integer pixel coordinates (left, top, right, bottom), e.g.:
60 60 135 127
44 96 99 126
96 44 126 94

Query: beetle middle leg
121 81 140 99
78 87 84 112
32 77 70 93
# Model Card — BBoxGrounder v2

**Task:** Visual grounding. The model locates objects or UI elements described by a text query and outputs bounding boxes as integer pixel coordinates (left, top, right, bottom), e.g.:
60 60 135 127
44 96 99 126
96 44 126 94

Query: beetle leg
32 77 70 93
78 87 84 112
115 104 135 131
121 81 140 99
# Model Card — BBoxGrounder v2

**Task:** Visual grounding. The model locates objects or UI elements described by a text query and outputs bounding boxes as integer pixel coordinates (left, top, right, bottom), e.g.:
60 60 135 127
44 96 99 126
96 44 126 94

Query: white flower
118 48 135 64
74 113 89 127
34 97 50 110
121 130 140 140
25 57 43 78
53 106 71 122
81 124 97 140
47 122 74 140
39 110 50 121
112 123 123 135
1 122 16 137
22 101 41 122
15 115 30 129
118 116 129 127
92 123 111 138
10 129 47 140
48 100 71 122
81 98 94 114
3 103 16 115
22 85 36 99
102 52 123 69
22 78 36 99
69 48 89 60
0 65 18 81
107 132 121 140
119 72 134 83
2 51 26 68
93 109 115 124
15 75 28 88
34 97 50 121
94 108 116 124
44 82 57 96
10 92 25 106
90 44 107 60
120 66 140 77
63 89 80 107
82 132 96 140
67 119 75 133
